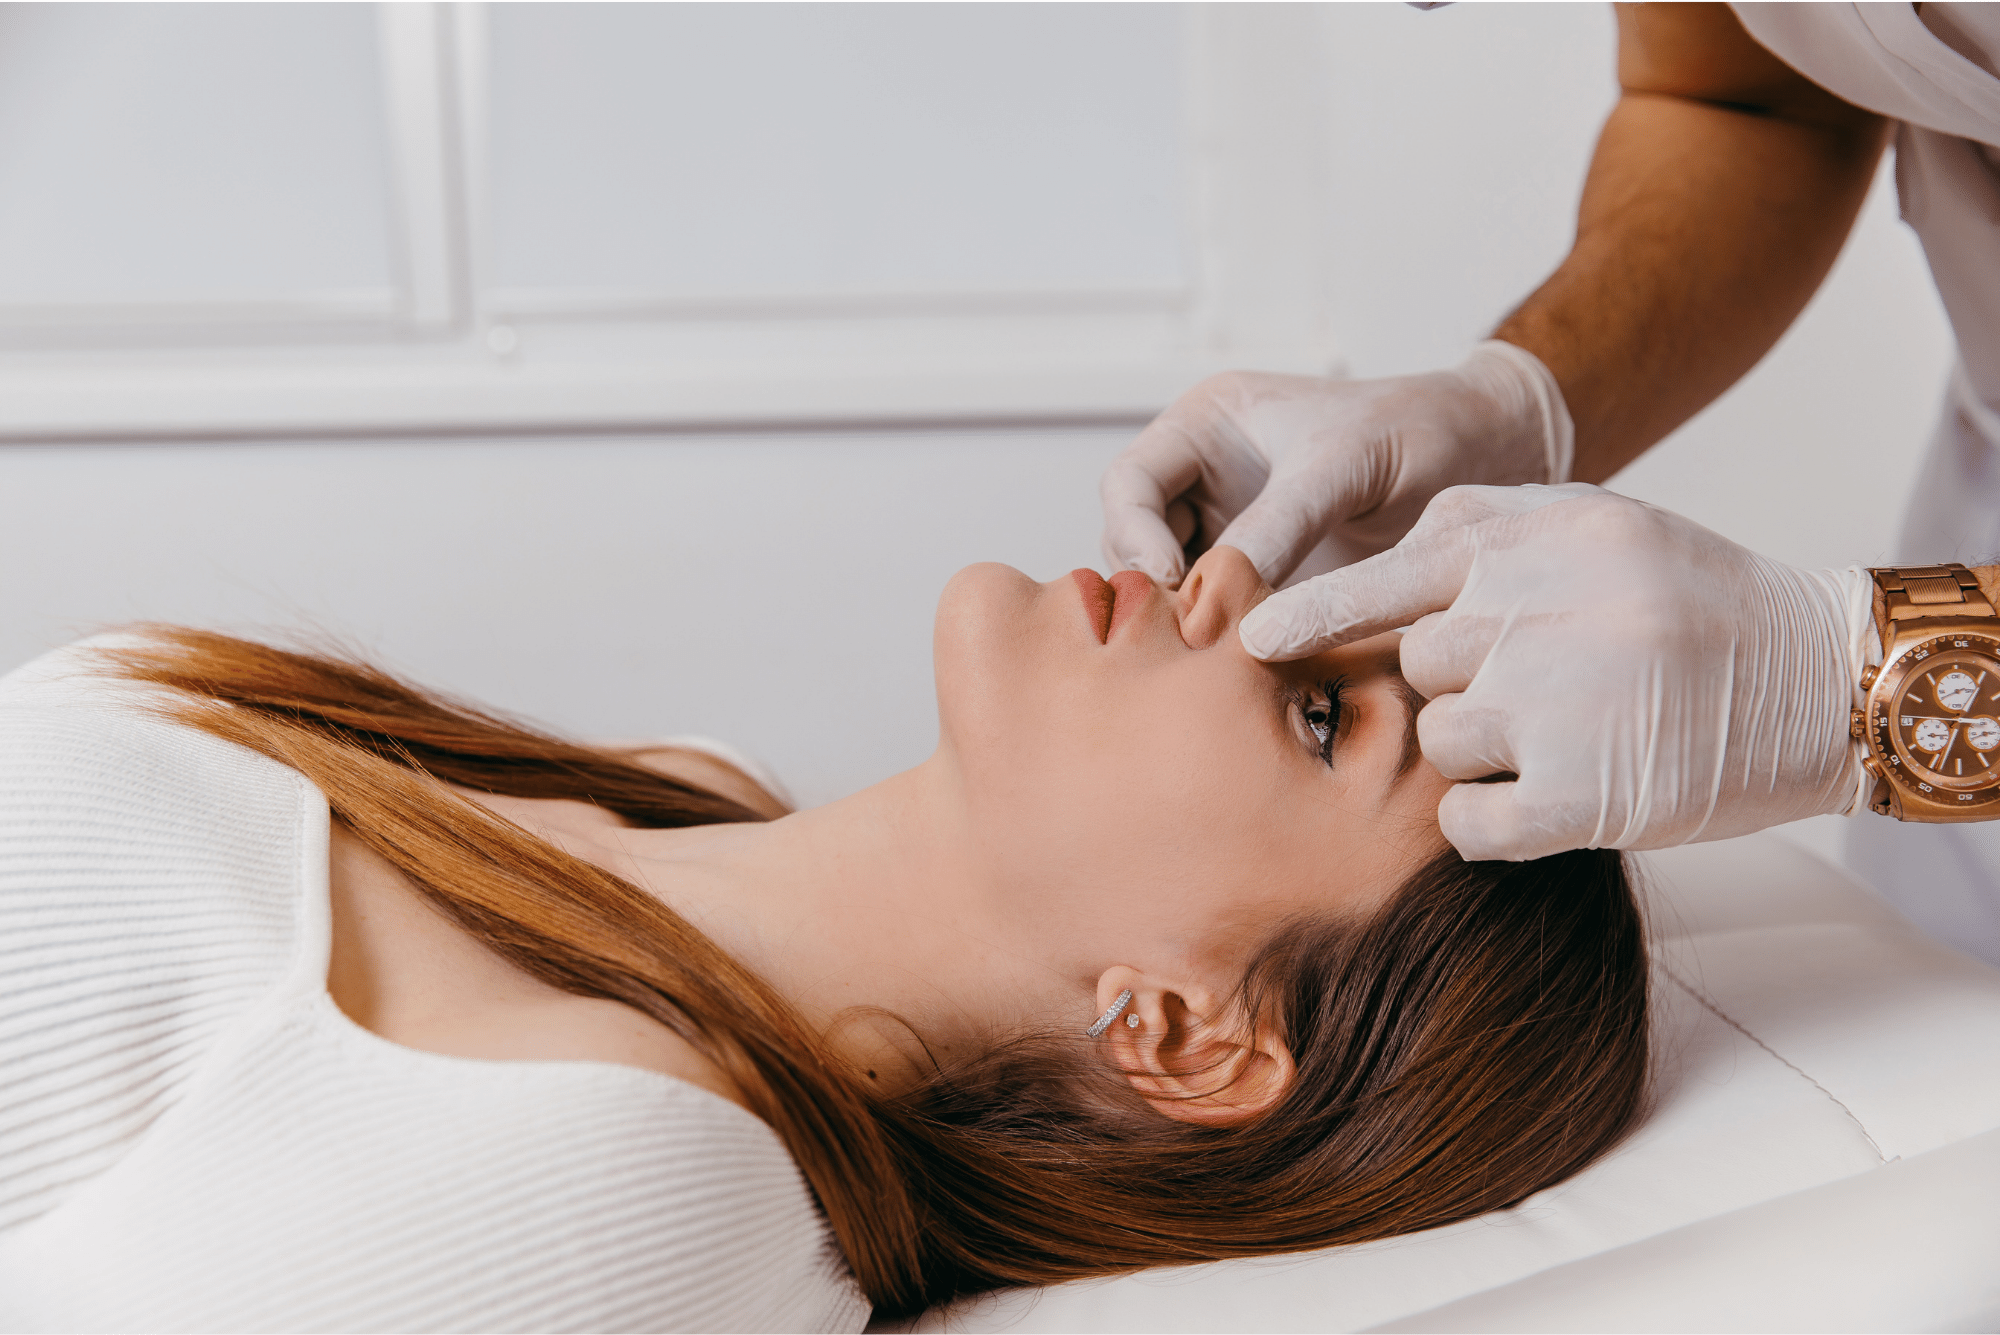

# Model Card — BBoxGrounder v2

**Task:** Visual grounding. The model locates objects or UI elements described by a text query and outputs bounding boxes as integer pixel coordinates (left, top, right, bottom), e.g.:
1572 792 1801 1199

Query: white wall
0 4 1957 836
0 428 1122 809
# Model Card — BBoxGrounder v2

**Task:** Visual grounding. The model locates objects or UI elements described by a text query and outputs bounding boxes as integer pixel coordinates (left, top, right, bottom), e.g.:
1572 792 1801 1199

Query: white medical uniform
1732 4 2000 966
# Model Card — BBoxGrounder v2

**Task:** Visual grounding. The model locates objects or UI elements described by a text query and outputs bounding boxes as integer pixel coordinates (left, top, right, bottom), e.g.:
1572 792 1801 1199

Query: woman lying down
0 547 1646 1331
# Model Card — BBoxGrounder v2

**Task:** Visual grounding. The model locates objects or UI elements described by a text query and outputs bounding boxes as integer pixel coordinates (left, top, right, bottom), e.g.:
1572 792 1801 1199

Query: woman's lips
1106 571 1150 640
1070 569 1113 643
1070 569 1154 644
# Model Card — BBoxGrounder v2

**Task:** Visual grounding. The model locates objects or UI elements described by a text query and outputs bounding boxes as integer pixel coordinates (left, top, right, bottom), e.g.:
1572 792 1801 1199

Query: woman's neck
470 758 1071 1092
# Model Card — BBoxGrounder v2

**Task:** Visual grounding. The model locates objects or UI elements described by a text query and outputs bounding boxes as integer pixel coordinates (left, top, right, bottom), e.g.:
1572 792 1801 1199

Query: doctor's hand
1099 341 1573 589
1239 484 1872 861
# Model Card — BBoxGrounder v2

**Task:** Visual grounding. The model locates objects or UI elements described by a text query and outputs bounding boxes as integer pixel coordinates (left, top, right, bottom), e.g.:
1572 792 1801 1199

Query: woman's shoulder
0 632 318 853
0 633 226 750
0 637 325 1241
605 735 796 819
1 632 156 697
1 987 870 1332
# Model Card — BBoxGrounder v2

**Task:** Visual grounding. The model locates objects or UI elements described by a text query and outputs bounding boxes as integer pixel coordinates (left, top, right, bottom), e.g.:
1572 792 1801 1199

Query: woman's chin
938 561 1039 605
931 562 1068 770
933 563 1042 663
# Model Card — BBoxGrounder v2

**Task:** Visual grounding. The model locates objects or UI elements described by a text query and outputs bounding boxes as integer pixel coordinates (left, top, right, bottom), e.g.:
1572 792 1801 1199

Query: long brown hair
91 625 1647 1318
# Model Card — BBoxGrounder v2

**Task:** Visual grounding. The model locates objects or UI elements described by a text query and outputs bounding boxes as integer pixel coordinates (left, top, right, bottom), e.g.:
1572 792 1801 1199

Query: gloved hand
1238 484 1875 860
1099 340 1574 589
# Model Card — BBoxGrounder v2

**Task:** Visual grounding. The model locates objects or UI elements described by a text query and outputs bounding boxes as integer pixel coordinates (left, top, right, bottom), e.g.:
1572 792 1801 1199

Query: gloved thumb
1437 780 1590 862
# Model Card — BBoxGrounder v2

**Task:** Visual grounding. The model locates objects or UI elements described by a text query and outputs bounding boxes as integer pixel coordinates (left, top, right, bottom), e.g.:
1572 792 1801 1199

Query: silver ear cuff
1087 989 1134 1038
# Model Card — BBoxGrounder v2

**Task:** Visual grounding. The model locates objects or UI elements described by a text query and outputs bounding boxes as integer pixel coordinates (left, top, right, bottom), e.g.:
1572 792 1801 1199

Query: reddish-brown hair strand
89 625 1648 1318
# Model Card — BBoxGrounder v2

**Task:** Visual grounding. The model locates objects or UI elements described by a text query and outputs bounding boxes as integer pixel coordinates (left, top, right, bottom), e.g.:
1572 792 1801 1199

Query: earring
1125 1013 1140 1029
1086 988 1134 1038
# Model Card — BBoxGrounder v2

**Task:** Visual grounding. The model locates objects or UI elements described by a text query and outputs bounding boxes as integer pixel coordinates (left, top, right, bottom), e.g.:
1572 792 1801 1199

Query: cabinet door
0 3 397 336
484 3 1188 303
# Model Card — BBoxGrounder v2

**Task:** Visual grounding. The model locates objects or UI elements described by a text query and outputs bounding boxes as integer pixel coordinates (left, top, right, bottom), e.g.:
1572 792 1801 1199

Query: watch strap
1872 564 1995 654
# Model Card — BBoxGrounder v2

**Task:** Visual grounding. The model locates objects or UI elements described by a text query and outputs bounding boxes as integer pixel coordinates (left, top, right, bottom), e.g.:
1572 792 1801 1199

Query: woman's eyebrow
1388 670 1426 778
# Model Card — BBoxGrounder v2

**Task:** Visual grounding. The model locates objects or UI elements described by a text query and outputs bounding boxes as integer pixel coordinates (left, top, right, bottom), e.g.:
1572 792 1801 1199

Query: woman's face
931 545 1451 978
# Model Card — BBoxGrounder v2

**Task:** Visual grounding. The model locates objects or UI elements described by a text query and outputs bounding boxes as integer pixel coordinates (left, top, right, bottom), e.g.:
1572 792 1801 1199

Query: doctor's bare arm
1492 2 1889 484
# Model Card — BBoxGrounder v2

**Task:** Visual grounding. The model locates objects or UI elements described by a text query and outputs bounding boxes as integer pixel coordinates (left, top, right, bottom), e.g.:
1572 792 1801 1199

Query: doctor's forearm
1492 4 1888 484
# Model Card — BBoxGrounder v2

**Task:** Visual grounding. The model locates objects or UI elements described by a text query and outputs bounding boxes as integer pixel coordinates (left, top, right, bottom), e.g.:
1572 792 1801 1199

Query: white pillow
894 833 2000 1333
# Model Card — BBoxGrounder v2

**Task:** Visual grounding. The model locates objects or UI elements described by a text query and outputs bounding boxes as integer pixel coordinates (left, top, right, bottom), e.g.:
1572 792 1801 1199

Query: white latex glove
1100 340 1573 588
1238 484 1875 860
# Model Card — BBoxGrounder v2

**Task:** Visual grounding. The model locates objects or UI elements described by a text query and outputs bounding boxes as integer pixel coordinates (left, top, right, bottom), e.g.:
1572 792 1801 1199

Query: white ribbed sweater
0 644 870 1334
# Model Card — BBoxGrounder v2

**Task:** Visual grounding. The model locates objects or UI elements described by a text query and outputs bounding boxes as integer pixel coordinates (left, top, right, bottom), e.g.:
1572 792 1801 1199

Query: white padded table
894 834 2000 1333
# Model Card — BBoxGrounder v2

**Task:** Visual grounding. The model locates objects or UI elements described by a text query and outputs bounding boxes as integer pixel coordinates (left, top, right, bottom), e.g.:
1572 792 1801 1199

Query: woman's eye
1304 704 1333 748
1298 678 1348 767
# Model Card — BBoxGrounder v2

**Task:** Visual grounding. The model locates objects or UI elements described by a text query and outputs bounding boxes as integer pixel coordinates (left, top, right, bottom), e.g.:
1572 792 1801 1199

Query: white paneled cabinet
484 5 1188 298
0 5 395 322
0 2 1341 439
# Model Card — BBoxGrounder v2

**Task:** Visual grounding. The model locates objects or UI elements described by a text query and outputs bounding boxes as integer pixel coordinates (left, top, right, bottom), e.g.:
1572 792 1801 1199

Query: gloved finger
1100 499 1197 587
1099 426 1209 584
1396 607 1502 701
1101 488 1190 586
1237 526 1476 661
1214 488 1339 588
1413 691 1517 781
1102 521 1184 587
1396 480 1603 547
1437 780 1590 862
1238 481 1604 661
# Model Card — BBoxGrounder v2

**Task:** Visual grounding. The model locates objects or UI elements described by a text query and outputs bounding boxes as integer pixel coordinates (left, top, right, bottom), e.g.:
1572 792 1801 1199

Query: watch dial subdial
1914 718 1952 753
1879 638 2000 804
1937 670 1981 713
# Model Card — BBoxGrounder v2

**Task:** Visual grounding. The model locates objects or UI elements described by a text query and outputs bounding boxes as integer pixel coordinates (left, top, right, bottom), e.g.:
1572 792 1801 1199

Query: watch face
1870 633 2000 810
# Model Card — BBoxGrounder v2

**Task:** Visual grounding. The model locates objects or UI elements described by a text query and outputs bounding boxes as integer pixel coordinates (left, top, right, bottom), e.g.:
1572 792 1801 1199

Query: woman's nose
1175 545 1271 650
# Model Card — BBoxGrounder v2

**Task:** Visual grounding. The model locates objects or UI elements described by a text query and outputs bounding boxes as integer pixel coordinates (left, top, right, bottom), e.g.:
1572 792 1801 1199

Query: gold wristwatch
1857 564 2000 820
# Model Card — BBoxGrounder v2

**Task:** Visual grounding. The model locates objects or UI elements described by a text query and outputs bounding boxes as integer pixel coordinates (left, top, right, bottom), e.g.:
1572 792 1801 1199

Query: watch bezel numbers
1870 632 2000 810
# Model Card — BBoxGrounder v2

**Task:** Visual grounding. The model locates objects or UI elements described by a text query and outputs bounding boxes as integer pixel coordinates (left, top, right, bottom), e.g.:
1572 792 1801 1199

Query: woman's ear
1091 969 1295 1127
